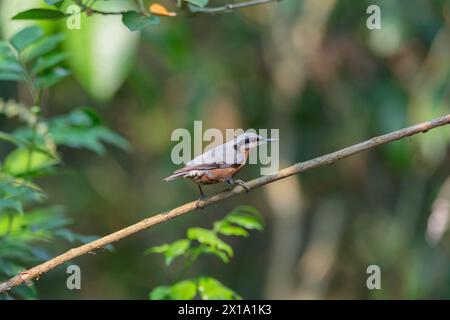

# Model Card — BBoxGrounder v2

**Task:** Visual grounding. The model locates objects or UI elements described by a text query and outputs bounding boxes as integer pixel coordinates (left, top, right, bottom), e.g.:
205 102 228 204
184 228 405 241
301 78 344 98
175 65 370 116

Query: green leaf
216 222 249 237
184 0 209 8
149 286 171 300
53 228 76 243
0 130 58 160
0 60 22 73
35 67 70 89
144 240 191 265
225 206 264 231
64 7 140 101
0 260 24 277
121 11 160 31
0 198 23 214
0 42 14 57
3 148 58 176
10 26 44 52
12 9 66 21
0 207 70 243
25 33 65 62
165 239 190 265
0 131 22 146
0 72 25 82
31 52 69 74
0 175 44 212
10 283 37 300
193 245 230 263
198 277 241 300
144 243 170 255
170 280 197 300
48 108 131 154
45 0 64 6
187 227 233 257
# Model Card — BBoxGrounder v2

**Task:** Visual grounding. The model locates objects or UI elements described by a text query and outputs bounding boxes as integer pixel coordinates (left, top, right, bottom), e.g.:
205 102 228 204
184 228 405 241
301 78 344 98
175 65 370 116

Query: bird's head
234 132 278 151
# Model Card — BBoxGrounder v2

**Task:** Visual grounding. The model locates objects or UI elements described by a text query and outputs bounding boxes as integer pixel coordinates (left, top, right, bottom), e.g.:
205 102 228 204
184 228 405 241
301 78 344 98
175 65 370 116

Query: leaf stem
17 55 41 176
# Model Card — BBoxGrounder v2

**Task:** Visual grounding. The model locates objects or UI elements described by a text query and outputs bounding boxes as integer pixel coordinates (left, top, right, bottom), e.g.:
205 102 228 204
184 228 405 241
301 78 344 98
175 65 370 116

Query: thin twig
72 0 279 16
1 114 450 293
192 0 279 14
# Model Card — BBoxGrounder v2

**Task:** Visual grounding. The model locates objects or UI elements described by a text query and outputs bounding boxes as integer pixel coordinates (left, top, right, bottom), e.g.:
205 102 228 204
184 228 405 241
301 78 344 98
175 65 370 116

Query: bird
164 132 278 204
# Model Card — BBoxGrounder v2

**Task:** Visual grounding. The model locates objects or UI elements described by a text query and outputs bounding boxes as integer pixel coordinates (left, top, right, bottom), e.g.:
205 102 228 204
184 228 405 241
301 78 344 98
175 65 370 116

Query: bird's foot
196 198 205 210
235 179 251 193
196 191 206 210
196 185 206 209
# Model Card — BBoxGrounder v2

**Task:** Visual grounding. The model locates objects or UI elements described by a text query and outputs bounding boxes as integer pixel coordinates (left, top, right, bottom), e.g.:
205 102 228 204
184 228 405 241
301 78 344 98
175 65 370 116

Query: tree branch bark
191 0 279 14
1 114 450 293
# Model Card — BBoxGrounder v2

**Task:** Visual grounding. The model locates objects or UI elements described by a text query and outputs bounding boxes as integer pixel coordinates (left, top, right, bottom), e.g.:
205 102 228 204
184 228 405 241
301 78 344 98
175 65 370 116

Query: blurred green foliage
147 206 263 300
0 25 128 299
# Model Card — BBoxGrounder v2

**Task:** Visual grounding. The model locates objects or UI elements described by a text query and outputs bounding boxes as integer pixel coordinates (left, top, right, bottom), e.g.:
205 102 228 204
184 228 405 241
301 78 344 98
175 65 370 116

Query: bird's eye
244 138 250 144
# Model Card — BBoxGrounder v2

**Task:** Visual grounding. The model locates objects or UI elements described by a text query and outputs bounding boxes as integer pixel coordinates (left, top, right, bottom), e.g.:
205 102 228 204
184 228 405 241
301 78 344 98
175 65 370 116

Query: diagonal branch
1 114 450 293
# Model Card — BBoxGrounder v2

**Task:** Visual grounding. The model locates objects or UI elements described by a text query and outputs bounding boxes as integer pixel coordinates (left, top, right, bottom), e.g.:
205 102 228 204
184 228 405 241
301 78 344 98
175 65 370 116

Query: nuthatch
164 133 278 202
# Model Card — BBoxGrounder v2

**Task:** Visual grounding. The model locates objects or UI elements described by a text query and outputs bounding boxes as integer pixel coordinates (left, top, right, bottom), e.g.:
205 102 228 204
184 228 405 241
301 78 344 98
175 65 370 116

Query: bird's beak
266 138 279 142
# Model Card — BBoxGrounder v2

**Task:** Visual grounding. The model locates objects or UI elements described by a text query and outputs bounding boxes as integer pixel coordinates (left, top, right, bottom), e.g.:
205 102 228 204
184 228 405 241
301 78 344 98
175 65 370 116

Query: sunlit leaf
165 239 190 265
144 240 190 265
144 243 170 255
215 222 249 237
3 148 58 176
225 206 264 231
64 6 140 101
0 207 70 242
198 277 241 300
187 227 233 257
192 245 230 263
149 286 171 300
170 280 197 300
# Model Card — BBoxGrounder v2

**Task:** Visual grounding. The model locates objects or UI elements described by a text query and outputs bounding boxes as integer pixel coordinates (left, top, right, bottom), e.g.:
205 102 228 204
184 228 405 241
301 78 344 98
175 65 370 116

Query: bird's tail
164 172 186 182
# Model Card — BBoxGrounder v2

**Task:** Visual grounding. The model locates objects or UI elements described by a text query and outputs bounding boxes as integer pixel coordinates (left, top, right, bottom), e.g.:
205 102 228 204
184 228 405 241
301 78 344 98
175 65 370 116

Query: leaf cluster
11 0 213 32
146 206 264 300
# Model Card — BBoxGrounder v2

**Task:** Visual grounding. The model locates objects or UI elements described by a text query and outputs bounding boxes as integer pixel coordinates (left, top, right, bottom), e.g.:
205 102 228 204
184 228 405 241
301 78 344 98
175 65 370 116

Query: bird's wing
187 143 241 166
174 162 231 174
164 143 243 182
164 162 232 181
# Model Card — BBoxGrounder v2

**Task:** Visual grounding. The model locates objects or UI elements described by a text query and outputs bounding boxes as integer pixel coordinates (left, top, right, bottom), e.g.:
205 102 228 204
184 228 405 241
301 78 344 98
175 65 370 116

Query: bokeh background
1 0 450 299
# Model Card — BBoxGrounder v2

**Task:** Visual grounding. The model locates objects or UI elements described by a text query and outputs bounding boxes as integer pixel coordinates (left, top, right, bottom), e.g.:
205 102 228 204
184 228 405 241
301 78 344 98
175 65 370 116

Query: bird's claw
235 179 251 193
196 199 205 210
196 192 206 209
